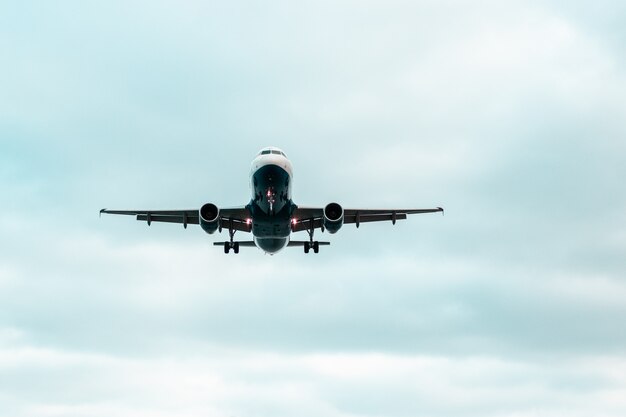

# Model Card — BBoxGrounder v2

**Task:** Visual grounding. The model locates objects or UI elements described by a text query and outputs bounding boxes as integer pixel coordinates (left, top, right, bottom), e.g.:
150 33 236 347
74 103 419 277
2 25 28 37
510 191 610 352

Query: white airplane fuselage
248 148 295 253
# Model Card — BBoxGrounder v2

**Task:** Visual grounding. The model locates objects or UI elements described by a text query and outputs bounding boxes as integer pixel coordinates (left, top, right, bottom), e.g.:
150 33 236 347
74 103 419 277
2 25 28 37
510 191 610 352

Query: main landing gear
304 241 319 254
304 219 320 254
223 241 239 254
223 220 239 254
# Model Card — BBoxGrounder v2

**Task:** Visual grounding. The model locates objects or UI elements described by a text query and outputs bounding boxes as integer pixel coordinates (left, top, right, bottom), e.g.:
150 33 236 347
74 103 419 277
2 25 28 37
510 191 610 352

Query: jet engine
199 203 220 234
323 202 344 234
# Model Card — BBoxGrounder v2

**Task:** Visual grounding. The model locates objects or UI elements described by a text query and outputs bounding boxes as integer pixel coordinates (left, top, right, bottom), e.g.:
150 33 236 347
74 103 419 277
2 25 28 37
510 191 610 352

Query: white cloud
2 1 626 416
3 343 626 417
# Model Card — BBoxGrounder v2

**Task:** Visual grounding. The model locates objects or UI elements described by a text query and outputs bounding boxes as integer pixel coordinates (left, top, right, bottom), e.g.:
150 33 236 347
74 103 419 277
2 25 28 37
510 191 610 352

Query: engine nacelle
199 203 220 234
323 202 344 234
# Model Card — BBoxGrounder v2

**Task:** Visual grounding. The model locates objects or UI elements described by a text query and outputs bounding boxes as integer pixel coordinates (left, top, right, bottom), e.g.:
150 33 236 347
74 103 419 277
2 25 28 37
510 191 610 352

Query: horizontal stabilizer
212 241 257 247
287 241 330 246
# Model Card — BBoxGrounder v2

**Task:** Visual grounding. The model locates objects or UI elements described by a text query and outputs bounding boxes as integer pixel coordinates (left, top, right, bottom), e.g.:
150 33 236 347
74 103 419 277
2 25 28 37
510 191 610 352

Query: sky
1 1 626 416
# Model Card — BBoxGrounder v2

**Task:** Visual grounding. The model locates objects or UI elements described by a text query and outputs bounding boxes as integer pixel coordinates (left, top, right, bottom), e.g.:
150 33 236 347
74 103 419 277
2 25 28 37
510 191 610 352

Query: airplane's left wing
99 207 252 232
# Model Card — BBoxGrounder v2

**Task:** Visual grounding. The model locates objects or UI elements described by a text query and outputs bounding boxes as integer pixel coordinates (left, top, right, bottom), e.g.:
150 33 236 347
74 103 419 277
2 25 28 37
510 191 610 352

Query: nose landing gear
266 187 276 213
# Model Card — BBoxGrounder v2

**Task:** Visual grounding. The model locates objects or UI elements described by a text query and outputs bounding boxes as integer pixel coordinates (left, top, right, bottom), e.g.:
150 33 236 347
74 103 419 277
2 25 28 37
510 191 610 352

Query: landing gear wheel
313 241 319 253
304 242 310 254
234 242 240 254
224 242 230 254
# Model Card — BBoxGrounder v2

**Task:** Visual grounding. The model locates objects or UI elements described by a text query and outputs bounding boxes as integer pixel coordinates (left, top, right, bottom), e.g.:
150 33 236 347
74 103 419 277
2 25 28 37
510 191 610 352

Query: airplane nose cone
255 238 288 253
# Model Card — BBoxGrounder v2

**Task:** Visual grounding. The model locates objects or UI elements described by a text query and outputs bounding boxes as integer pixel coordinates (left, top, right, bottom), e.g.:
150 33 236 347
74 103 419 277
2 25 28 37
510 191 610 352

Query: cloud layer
1 1 626 416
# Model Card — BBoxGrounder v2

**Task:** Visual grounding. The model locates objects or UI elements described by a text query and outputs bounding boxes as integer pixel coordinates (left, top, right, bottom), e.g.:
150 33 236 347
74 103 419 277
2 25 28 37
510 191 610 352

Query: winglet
438 207 444 216
99 208 107 218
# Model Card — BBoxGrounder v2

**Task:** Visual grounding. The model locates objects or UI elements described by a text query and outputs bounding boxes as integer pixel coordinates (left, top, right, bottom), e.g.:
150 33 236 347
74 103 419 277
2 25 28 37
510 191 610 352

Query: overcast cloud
1 1 626 416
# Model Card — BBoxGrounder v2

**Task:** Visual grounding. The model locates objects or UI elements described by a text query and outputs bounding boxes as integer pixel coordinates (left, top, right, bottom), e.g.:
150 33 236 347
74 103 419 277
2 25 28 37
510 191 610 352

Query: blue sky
1 1 626 416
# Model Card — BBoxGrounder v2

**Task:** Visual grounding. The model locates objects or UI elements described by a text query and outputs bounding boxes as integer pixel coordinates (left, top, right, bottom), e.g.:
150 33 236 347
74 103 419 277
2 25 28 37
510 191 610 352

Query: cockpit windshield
258 149 287 157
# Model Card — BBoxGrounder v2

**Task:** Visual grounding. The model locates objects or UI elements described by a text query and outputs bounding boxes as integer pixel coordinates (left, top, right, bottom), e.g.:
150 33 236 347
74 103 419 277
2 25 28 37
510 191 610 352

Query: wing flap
292 218 323 233
219 218 252 232
344 213 407 224
137 214 199 224
292 207 323 219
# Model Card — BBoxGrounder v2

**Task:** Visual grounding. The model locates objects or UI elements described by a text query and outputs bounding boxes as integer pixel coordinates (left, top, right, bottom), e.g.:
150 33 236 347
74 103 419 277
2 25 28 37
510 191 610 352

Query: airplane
100 146 443 254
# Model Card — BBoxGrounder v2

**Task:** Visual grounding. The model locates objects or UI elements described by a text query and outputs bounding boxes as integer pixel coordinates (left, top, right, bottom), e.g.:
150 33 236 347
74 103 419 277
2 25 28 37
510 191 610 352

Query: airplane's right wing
291 206 443 232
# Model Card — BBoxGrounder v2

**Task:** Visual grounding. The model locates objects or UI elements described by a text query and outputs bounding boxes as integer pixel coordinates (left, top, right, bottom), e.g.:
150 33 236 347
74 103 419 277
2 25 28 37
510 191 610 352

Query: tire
224 242 230 254
313 241 319 253
304 242 310 254
234 242 240 254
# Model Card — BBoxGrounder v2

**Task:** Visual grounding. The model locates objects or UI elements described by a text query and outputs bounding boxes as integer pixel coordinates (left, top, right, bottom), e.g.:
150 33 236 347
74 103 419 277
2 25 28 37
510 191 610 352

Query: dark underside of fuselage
249 164 293 252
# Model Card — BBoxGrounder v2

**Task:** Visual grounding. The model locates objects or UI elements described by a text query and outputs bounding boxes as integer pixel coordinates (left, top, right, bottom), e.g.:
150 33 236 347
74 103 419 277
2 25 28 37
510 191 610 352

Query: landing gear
223 220 240 254
303 240 320 254
223 241 239 254
303 219 320 254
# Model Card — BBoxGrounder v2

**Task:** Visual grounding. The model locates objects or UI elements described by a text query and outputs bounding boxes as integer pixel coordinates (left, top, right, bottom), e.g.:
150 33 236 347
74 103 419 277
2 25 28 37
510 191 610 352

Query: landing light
246 218 252 225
